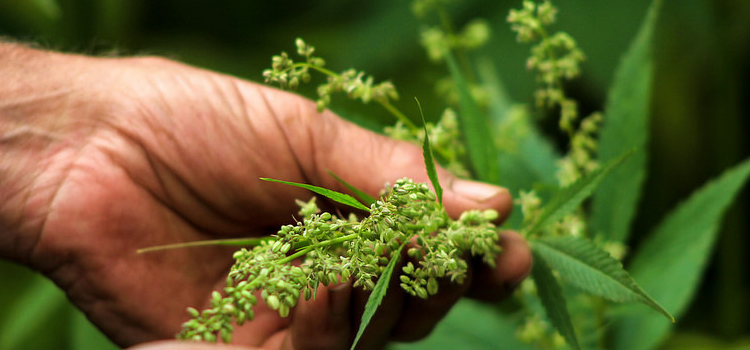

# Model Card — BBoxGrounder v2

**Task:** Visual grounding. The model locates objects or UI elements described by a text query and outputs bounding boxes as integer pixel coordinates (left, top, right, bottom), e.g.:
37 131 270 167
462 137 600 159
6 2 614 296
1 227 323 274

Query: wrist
0 43 108 265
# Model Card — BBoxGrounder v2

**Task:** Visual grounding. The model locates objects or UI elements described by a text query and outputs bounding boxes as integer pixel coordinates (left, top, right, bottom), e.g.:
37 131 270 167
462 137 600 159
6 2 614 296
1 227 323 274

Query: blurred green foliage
1 0 749 348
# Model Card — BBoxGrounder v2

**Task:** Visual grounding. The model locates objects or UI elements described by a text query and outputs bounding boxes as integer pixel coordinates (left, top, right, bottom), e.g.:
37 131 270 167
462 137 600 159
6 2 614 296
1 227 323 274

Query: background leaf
525 151 632 236
444 51 500 184
590 0 662 243
531 251 580 350
351 245 403 350
261 178 370 212
0 275 68 350
612 157 750 350
389 299 532 350
477 57 561 228
532 236 672 321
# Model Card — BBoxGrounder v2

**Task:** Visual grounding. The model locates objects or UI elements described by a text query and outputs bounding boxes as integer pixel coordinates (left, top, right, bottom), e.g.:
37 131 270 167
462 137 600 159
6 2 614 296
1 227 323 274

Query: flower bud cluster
420 19 490 62
316 68 399 111
508 0 585 135
178 178 502 343
556 112 602 186
262 38 399 113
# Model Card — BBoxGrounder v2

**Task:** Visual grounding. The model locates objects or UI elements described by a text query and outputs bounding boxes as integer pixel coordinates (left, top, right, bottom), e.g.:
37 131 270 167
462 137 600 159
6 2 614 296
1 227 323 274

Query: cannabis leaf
524 150 633 236
260 178 371 212
613 156 750 350
590 0 661 243
531 251 580 350
351 244 405 350
444 50 500 183
328 171 377 206
532 236 673 322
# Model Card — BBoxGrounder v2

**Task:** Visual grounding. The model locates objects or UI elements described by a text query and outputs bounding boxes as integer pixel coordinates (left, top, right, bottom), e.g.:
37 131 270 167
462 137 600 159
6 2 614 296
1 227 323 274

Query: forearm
0 43 102 264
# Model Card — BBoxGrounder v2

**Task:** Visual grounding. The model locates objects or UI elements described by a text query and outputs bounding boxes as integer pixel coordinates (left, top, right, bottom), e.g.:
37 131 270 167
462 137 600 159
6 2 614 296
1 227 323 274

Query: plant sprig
177 178 501 343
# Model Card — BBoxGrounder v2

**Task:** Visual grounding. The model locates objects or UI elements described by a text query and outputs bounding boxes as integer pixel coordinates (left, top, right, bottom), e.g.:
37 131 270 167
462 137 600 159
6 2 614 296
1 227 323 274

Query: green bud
187 307 200 318
427 277 439 295
400 275 411 284
220 328 232 343
415 286 428 299
281 242 291 253
483 209 499 221
320 212 332 221
408 247 422 259
279 304 290 317
285 295 297 307
304 287 313 300
266 295 280 310
403 262 415 274
364 279 375 290
328 272 339 284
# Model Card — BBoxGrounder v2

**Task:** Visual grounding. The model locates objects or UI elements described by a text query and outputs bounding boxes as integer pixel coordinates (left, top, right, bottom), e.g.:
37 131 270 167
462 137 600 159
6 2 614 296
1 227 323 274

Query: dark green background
1 0 748 348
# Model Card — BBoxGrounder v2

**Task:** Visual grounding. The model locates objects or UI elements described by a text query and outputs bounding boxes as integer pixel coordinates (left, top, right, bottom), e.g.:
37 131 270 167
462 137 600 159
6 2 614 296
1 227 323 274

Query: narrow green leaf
444 51 499 183
613 157 750 350
137 237 272 254
261 178 370 212
327 171 377 206
590 0 661 242
532 236 673 322
351 245 403 349
415 98 443 205
531 250 580 350
525 150 633 236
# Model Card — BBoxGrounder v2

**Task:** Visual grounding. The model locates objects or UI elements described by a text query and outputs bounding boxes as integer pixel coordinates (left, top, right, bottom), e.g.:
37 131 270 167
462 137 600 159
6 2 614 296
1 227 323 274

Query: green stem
380 100 419 130
296 64 418 131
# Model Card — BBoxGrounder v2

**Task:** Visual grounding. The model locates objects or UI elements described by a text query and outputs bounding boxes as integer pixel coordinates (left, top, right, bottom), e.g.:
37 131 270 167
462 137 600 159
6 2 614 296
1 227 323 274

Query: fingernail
452 179 506 203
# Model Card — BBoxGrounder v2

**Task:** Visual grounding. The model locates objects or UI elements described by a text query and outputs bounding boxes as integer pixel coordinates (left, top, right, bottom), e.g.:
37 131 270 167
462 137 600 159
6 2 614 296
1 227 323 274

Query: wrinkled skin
0 47 531 350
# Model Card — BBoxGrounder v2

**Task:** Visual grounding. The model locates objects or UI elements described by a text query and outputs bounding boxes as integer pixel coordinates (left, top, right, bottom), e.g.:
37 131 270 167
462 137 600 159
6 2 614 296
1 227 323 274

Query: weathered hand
0 45 531 349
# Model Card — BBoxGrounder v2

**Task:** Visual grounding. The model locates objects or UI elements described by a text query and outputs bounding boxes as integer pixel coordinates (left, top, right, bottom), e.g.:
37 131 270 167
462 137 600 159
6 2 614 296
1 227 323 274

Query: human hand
0 44 531 349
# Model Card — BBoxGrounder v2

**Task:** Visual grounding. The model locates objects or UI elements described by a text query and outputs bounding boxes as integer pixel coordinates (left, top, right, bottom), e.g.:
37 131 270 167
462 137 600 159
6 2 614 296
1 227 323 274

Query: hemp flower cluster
262 38 398 112
419 19 491 62
178 178 501 343
508 0 585 135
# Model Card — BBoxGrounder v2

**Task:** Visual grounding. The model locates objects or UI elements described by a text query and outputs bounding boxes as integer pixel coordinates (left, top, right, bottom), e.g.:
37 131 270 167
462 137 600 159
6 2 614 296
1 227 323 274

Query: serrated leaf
532 236 673 322
351 245 403 350
525 150 633 236
531 250 580 350
416 98 443 205
613 157 750 350
444 51 500 183
261 178 370 212
590 0 661 243
328 171 377 206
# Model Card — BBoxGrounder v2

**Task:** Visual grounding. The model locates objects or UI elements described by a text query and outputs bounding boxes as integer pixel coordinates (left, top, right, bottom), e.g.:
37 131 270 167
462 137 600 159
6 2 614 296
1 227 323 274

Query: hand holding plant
0 43 529 349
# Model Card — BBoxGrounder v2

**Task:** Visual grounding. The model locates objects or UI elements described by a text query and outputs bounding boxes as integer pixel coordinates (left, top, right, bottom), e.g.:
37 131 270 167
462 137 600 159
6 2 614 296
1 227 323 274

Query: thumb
298 107 512 221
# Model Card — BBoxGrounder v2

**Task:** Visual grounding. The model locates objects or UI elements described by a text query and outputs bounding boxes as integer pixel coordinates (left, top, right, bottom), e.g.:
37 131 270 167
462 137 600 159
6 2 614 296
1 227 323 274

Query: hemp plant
174 113 501 347
146 1 750 349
